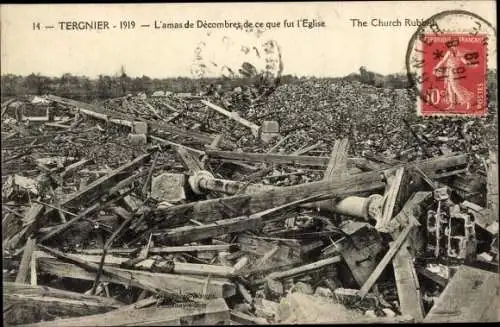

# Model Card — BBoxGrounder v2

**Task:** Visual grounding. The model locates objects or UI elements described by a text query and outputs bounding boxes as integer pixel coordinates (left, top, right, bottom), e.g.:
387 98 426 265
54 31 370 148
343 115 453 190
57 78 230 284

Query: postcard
1 1 498 325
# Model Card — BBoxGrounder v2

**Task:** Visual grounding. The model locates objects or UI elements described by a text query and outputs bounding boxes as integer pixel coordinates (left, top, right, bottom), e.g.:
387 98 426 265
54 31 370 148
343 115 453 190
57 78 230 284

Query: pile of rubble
2 79 498 326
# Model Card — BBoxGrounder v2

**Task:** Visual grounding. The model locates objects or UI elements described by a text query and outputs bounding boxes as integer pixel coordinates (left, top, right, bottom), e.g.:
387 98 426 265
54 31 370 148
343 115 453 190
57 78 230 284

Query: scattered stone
132 121 148 134
314 287 333 298
365 310 377 318
151 173 186 203
382 308 396 317
265 279 284 300
291 282 313 295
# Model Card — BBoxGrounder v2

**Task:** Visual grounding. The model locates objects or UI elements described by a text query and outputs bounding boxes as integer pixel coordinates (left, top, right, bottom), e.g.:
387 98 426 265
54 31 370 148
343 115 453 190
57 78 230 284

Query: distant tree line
2 69 494 101
0 73 238 101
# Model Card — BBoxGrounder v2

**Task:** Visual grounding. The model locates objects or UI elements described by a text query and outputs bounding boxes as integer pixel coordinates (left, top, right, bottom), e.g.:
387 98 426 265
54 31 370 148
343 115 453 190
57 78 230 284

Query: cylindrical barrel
303 194 383 220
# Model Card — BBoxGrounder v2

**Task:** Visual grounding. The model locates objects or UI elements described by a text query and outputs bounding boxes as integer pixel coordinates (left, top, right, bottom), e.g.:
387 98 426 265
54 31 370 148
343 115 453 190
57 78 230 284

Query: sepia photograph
1 1 498 325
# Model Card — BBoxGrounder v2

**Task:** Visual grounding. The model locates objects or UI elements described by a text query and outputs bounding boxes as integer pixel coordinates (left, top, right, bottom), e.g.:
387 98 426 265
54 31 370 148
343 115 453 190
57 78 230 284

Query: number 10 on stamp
415 34 487 117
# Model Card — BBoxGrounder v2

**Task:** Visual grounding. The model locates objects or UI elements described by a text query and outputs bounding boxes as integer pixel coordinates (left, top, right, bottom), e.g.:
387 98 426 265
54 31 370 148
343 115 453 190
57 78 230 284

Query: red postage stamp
418 33 487 116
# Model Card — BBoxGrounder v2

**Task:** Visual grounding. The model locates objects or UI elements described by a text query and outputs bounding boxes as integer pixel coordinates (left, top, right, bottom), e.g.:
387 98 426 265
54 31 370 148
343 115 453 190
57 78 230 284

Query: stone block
151 173 186 203
132 121 148 134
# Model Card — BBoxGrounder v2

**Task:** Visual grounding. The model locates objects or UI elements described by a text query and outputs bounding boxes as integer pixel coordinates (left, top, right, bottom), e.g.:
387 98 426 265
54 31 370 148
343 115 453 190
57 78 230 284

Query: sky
0 1 496 78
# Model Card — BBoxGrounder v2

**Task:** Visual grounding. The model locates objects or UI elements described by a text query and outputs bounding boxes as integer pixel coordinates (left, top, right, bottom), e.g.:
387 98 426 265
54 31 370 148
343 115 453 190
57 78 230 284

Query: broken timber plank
306 138 350 210
424 265 499 322
3 203 44 252
358 222 414 299
46 95 216 145
206 150 466 171
376 167 405 230
202 100 260 137
75 244 236 255
176 146 205 173
334 221 385 287
36 256 236 298
60 158 92 179
30 250 37 286
39 153 151 224
19 298 230 327
150 154 467 228
392 239 425 322
268 134 292 153
15 237 36 284
207 150 331 167
150 135 205 156
263 255 342 282
487 150 498 232
155 194 335 243
3 282 123 326
324 138 349 178
156 215 264 244
291 141 324 156
39 252 235 277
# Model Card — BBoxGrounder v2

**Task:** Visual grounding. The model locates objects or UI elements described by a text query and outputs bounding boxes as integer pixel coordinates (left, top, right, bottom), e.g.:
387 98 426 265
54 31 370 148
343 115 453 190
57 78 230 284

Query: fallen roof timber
3 282 123 326
75 244 236 255
148 154 467 228
46 94 216 145
36 255 236 299
19 298 230 327
424 265 499 322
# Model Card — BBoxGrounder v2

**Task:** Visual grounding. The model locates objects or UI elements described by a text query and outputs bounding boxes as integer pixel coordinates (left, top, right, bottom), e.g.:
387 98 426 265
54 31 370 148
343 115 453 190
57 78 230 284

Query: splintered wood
2 91 496 325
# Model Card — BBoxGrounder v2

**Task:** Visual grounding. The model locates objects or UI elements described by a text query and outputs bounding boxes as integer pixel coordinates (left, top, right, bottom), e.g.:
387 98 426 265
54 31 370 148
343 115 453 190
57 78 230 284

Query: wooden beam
36 255 236 298
291 141 324 156
30 250 37 285
75 244 236 255
60 158 92 179
149 154 467 229
206 150 466 172
3 203 44 252
150 135 205 156
424 265 499 322
155 194 336 244
20 298 230 326
53 152 152 210
264 255 342 281
324 138 349 178
156 215 264 244
207 150 331 167
392 239 425 321
487 150 498 231
201 100 260 137
176 146 204 173
46 95 216 145
15 237 36 284
358 222 413 299
39 252 235 277
3 282 123 326
376 167 405 230
268 134 292 153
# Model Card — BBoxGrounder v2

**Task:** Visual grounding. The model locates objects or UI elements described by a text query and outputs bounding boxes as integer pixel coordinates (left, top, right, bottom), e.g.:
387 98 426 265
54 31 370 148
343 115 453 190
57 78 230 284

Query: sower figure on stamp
433 41 475 111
